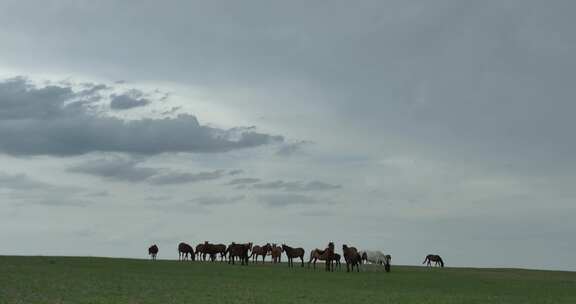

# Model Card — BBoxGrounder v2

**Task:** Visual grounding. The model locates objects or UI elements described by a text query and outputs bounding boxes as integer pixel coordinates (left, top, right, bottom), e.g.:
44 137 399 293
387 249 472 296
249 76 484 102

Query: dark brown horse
271 244 283 263
195 243 205 261
423 254 444 267
250 243 272 263
332 253 342 270
342 244 361 272
308 242 335 271
178 242 195 261
282 244 305 267
148 244 159 260
361 251 368 264
226 242 252 265
202 242 227 262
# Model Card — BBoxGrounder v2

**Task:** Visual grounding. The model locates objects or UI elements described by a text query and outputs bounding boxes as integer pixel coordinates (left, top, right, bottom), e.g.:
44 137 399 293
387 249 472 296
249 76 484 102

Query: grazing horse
195 243 205 261
360 250 392 272
251 243 272 263
282 244 305 267
148 244 159 260
342 244 361 272
226 242 252 265
178 242 195 261
308 242 335 272
271 244 283 263
423 254 444 267
202 242 227 262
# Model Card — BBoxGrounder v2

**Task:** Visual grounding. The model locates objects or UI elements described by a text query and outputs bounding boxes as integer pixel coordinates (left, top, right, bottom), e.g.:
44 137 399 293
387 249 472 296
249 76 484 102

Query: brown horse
226 242 252 265
361 251 368 264
251 243 272 263
423 254 444 267
202 242 227 262
195 243 205 261
332 253 342 270
282 244 305 267
342 244 361 272
148 244 159 260
178 242 195 261
308 242 335 272
270 244 283 263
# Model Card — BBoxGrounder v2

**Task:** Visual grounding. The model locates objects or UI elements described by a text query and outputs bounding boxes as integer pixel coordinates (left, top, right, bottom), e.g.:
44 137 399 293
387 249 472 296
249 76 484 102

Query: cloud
0 77 283 156
226 178 261 185
253 180 341 191
145 195 173 201
68 157 228 185
276 141 312 156
147 170 225 185
228 169 244 176
68 157 159 182
109 90 151 110
0 171 88 207
298 210 335 217
258 193 320 208
84 191 110 198
190 195 246 206
0 172 51 190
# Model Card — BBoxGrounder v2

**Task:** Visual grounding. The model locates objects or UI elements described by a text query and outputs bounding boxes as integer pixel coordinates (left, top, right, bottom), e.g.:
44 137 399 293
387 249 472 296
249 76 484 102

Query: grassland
1 255 575 304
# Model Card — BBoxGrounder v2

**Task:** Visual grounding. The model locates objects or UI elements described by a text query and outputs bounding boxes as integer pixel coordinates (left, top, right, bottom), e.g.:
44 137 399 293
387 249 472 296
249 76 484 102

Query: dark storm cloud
68 157 228 185
0 78 283 156
253 180 341 191
109 89 150 110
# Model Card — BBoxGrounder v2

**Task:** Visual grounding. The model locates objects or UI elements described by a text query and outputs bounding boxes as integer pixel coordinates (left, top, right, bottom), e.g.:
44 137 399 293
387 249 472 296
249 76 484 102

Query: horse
308 242 335 272
195 243 205 261
148 244 159 260
423 254 444 267
342 244 361 272
178 242 195 261
282 244 305 267
332 253 342 270
250 243 272 263
226 242 252 265
202 242 227 262
360 250 391 272
270 244 283 263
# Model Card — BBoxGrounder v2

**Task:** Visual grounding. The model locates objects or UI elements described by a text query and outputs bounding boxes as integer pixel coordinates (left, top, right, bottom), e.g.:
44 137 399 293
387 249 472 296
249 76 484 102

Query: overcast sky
1 0 574 270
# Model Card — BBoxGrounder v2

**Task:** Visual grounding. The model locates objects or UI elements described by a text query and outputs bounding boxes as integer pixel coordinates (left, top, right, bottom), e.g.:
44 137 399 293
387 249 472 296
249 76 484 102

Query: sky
0 0 575 271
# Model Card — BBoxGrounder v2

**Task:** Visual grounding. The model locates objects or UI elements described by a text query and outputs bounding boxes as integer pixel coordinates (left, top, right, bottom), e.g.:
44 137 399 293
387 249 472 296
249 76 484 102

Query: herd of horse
148 241 445 272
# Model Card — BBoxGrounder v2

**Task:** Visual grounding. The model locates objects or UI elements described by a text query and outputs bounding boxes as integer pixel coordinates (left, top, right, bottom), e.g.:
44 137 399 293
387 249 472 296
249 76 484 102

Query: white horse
359 250 391 272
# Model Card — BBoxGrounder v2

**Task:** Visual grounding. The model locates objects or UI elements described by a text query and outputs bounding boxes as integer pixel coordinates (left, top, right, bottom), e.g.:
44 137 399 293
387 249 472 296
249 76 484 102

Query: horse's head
342 244 348 251
328 242 335 249
204 241 209 245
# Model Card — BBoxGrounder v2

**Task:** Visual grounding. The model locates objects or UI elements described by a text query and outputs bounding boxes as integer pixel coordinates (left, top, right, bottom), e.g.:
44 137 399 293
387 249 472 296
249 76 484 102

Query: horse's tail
438 256 444 267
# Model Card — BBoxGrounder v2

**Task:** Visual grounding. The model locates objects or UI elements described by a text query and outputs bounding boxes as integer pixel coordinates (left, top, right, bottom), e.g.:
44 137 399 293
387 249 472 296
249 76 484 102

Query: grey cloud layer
0 78 283 156
68 157 228 185
253 180 341 191
109 90 151 110
0 171 90 207
258 193 322 208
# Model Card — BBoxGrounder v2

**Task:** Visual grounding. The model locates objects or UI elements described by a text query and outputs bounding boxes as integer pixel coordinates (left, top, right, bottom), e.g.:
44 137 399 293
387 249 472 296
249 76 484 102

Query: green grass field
1 256 575 304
